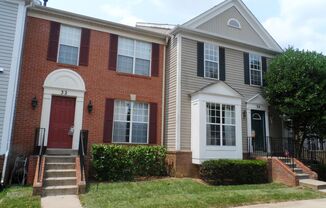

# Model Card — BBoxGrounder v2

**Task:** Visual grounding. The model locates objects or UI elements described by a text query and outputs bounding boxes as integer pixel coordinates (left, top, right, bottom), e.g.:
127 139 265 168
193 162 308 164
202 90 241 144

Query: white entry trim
246 94 270 153
40 69 86 150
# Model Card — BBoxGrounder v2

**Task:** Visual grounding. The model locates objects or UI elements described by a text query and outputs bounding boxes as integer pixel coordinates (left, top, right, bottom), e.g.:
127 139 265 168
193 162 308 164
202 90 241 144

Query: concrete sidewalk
235 198 326 208
41 195 82 208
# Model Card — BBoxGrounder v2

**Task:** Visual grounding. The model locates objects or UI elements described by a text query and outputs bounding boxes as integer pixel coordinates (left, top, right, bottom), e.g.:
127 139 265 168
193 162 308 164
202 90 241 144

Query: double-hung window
249 53 262 86
58 25 81 65
206 103 236 146
112 100 149 144
117 37 151 76
204 43 219 79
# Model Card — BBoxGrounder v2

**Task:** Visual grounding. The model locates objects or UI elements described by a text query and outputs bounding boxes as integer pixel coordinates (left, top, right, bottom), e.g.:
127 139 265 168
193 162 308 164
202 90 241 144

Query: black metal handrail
248 136 296 172
34 128 46 182
78 130 88 181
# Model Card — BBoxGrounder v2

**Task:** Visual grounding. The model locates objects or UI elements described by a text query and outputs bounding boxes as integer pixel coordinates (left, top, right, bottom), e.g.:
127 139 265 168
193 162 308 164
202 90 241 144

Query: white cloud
263 0 326 54
100 3 144 26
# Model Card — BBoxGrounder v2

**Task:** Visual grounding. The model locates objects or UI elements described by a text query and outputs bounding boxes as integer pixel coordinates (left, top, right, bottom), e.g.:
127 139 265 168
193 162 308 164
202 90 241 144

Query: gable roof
246 94 269 106
191 81 243 98
181 0 282 53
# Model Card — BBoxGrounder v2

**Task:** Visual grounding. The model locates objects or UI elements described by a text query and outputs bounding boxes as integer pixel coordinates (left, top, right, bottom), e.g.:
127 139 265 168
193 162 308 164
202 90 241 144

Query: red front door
48 96 76 148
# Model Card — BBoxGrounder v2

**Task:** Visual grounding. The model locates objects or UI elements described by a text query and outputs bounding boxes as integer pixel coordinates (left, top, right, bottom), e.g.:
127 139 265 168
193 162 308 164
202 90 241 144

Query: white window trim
249 54 263 87
227 18 241 29
204 43 219 80
112 100 150 144
117 37 152 77
206 103 236 147
57 24 81 66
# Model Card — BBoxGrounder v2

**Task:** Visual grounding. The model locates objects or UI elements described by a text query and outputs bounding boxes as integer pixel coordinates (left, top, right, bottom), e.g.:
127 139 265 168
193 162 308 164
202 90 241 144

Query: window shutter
108 34 118 71
197 42 204 77
103 99 114 143
151 43 160 77
79 28 91 66
262 56 267 86
47 21 60 61
219 47 226 81
244 52 250 84
149 103 158 145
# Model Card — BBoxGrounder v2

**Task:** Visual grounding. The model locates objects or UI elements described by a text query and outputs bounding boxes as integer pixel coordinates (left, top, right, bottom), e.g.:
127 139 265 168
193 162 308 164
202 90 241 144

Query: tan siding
196 6 267 49
164 37 177 150
179 37 278 152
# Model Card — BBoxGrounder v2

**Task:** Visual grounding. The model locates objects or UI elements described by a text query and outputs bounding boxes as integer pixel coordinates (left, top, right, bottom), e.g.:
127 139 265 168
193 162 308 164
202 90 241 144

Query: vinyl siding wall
196 6 267 49
0 0 19 149
179 37 281 152
164 37 178 150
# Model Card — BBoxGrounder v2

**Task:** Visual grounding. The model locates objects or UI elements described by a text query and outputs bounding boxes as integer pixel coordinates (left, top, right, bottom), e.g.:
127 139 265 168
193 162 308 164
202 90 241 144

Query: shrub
91 144 167 181
200 159 268 185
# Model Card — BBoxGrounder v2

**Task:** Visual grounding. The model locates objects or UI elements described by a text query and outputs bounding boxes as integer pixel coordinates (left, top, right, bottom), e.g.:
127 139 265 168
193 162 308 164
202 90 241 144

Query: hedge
91 144 167 181
200 159 268 185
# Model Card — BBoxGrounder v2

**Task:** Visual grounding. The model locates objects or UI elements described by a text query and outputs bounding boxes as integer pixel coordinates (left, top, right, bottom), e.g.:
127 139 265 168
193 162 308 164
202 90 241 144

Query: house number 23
61 90 68 95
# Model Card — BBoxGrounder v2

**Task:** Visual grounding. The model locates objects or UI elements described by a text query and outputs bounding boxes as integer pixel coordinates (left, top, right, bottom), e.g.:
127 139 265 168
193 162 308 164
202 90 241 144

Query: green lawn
0 186 40 208
80 178 326 208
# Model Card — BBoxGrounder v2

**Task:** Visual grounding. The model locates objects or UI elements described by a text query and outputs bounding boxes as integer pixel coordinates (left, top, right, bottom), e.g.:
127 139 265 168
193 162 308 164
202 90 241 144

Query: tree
264 48 326 155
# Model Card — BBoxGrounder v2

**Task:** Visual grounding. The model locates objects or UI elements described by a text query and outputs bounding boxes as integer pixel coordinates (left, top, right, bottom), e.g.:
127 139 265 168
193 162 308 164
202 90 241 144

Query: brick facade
11 17 164 180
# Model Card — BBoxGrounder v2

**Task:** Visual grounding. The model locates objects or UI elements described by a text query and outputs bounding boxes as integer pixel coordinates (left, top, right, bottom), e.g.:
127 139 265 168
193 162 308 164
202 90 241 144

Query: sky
46 0 326 54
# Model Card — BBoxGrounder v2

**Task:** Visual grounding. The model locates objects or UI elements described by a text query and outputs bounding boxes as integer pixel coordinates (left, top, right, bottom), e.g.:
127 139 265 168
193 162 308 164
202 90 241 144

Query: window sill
206 145 237 151
56 63 79 69
116 72 152 80
202 76 219 81
112 142 149 145
249 84 263 88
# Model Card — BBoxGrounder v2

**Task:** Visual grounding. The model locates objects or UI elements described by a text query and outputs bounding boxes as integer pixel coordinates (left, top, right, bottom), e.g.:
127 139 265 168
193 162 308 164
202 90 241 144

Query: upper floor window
112 100 149 144
117 37 151 76
204 43 219 79
227 18 241 29
249 53 262 86
206 103 236 146
58 25 81 65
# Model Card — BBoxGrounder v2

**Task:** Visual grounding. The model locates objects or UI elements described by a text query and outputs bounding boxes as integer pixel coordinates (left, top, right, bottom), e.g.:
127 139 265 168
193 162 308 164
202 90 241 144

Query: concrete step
300 179 326 190
293 167 303 174
46 148 77 155
46 162 75 170
296 173 310 180
45 156 75 163
45 169 76 178
285 162 297 168
43 185 78 196
44 177 77 186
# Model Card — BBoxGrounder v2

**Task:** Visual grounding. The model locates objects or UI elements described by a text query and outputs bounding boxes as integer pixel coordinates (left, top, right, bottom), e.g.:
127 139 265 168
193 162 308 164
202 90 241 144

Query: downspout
1 0 34 185
161 37 168 146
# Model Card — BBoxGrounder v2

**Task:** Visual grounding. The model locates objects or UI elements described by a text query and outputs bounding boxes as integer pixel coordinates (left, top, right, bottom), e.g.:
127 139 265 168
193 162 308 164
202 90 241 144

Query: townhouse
3 0 291 190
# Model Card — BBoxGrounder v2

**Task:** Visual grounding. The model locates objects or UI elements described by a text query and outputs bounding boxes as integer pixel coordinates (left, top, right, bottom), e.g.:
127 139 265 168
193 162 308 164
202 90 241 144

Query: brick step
300 179 326 190
296 173 310 180
44 177 77 186
45 156 75 163
43 185 78 196
46 148 77 155
45 162 75 170
45 169 76 178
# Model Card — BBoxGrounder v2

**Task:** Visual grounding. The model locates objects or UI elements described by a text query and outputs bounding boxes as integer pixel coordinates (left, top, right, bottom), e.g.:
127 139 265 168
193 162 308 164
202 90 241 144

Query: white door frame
40 69 86 150
246 94 270 153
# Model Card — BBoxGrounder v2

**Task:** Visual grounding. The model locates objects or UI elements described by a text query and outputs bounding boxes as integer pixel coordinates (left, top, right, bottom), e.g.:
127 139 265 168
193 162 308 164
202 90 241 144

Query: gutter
170 26 282 55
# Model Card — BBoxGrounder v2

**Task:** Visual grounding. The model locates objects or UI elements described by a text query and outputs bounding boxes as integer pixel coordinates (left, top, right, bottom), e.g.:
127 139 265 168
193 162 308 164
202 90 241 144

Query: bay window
206 103 236 146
